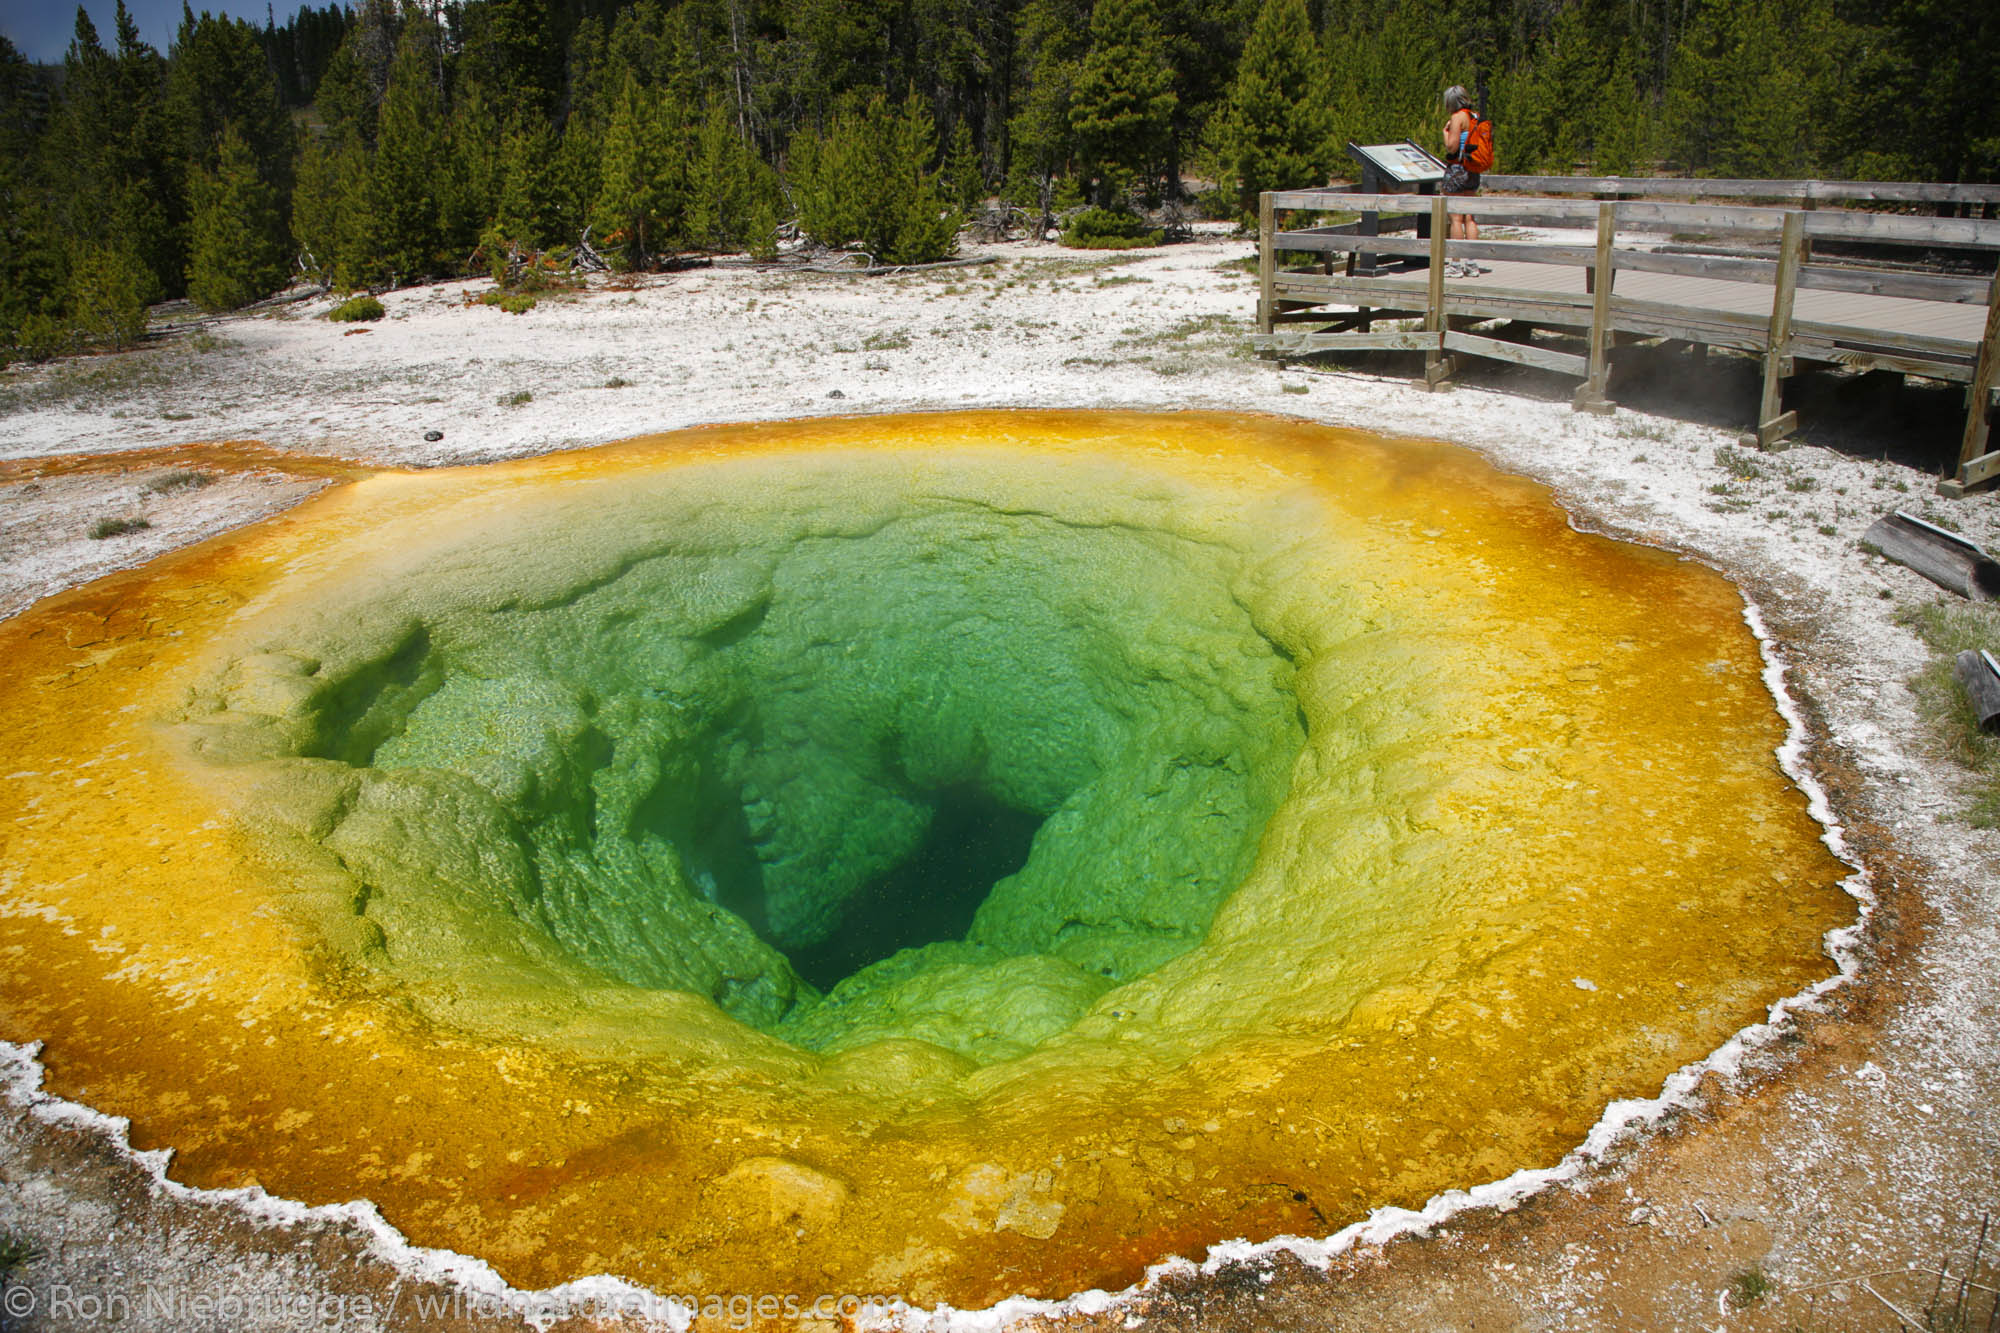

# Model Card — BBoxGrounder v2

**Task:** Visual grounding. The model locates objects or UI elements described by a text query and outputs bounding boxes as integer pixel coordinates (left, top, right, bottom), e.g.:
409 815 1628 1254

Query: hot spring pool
0 410 1852 1309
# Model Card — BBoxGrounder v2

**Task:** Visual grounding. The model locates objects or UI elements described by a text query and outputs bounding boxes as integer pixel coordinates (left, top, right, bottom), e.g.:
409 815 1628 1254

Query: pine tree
695 101 779 256
187 122 289 310
943 119 987 212
167 8 293 188
366 20 451 283
593 76 669 267
65 239 151 349
49 4 178 304
1827 0 1998 181
1157 0 1259 195
1591 48 1657 176
111 0 181 297
1069 0 1178 206
1322 0 1455 151
458 0 563 125
289 134 350 283
793 95 960 264
1213 0 1332 221
591 76 702 267
1005 0 1090 229
0 37 66 362
1512 2 1609 173
1663 0 1832 176
441 87 506 263
327 143 375 289
493 117 565 251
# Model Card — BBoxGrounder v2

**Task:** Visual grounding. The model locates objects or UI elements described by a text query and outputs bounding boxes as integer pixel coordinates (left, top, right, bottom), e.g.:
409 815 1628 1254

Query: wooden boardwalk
1251 179 2000 493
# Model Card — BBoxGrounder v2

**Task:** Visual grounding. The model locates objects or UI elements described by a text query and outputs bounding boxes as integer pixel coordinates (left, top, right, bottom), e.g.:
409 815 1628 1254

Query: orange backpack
1461 112 1495 173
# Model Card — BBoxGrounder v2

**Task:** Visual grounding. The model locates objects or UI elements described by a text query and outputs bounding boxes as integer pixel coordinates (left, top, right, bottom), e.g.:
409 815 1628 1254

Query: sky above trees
2 0 278 61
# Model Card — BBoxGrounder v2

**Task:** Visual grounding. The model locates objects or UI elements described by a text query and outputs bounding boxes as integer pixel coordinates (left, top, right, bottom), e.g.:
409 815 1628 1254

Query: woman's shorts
1442 163 1480 196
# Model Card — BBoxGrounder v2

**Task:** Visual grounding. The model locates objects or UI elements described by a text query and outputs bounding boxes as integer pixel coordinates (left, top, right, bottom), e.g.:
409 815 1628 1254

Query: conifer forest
0 0 1993 359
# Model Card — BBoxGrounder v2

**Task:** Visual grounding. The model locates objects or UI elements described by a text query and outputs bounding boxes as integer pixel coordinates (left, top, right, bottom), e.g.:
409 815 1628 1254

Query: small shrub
327 295 385 323
1062 207 1164 250
500 390 533 407
604 376 631 389
89 516 151 539
143 470 215 494
1281 382 1309 394
477 288 538 312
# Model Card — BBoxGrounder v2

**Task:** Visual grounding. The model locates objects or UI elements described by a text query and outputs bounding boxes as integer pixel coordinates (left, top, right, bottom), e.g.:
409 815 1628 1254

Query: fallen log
1861 510 2000 600
1954 649 2000 733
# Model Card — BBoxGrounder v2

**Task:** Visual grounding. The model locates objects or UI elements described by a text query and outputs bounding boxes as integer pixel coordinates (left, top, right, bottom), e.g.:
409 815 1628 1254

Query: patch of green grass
1900 598 2000 823
1617 419 1670 442
1008 255 1149 283
0 350 185 415
0 1230 44 1277
500 389 533 407
143 469 215 494
1729 1266 1773 1307
479 290 537 314
1281 382 1310 394
89 515 151 539
327 294 385 323
1785 475 1818 492
862 330 911 351
1713 444 1765 481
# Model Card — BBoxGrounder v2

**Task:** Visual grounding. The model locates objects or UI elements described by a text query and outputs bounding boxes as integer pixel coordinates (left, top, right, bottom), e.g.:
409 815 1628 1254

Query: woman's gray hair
1444 85 1472 113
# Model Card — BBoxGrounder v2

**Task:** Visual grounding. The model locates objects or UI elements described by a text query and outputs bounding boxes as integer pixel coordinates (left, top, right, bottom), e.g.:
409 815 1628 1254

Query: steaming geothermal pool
0 410 1852 1309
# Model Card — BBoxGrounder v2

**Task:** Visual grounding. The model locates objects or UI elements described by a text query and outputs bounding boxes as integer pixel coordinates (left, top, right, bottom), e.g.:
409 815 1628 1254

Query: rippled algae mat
0 410 1850 1308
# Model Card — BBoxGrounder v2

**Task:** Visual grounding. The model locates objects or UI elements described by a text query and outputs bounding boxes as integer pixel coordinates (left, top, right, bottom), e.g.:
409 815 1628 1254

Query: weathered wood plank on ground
1861 510 2000 598
1953 651 2000 732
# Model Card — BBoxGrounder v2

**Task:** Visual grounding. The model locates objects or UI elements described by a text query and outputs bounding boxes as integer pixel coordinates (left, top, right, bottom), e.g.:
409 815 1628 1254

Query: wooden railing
1480 175 2000 210
1253 185 2000 493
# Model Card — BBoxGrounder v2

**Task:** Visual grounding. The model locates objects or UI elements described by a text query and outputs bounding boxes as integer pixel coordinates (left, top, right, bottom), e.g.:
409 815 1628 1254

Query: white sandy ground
0 226 1997 1331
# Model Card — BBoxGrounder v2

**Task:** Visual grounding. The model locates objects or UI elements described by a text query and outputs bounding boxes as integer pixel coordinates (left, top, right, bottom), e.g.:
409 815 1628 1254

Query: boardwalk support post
1257 191 1276 340
1941 273 2000 497
1745 209 1804 450
1573 202 1616 414
1423 195 1451 391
